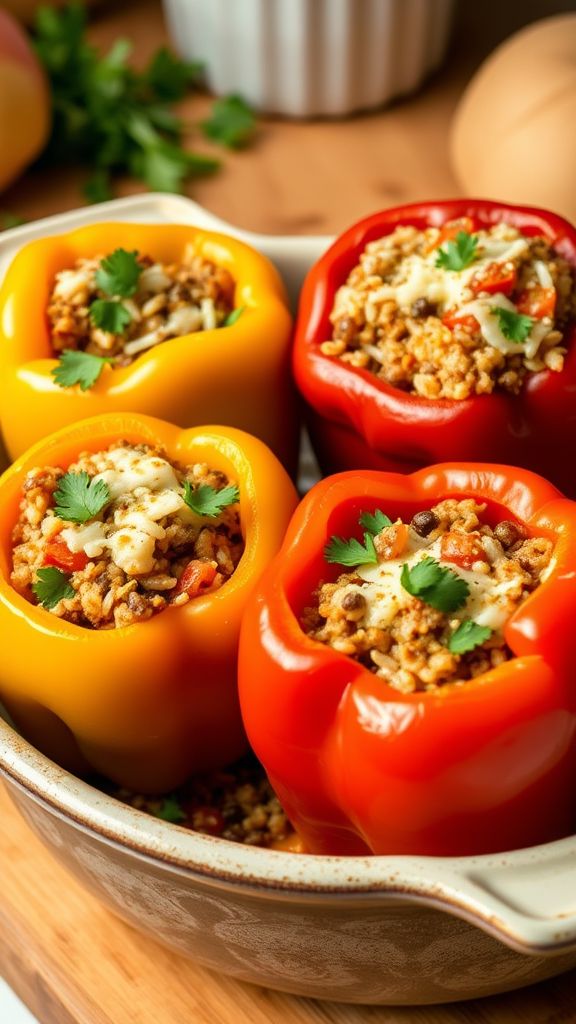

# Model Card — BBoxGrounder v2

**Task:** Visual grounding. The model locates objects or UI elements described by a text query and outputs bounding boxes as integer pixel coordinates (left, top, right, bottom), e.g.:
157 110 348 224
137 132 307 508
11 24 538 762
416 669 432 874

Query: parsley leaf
51 349 112 391
359 509 393 535
491 306 534 343
224 306 246 327
89 299 132 335
53 471 111 524
183 480 240 517
201 95 256 149
401 556 469 612
154 796 187 824
435 231 479 272
32 567 75 609
325 532 378 567
95 249 141 297
448 619 493 655
31 4 230 199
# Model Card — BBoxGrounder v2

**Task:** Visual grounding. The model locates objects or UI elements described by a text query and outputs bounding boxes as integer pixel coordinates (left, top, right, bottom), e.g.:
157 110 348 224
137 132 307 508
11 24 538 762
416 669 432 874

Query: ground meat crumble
48 249 236 366
10 442 243 629
324 220 576 400
303 498 554 692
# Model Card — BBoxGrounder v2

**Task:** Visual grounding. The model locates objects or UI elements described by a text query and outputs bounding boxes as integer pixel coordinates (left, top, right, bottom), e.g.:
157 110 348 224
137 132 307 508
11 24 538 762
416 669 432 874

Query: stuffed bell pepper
293 199 576 494
239 464 576 856
0 412 298 792
0 223 298 472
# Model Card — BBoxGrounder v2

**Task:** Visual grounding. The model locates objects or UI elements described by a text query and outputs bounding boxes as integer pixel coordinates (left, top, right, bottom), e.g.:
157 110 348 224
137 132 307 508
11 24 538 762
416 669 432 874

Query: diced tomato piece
440 532 484 570
44 540 88 572
427 217 475 253
516 286 556 319
442 309 479 333
174 559 217 598
470 262 517 296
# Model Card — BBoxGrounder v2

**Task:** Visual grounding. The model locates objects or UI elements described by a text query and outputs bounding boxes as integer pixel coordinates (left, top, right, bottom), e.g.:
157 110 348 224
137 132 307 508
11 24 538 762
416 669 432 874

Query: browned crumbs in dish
104 754 297 849
48 248 236 365
324 219 576 399
303 499 553 692
10 442 243 628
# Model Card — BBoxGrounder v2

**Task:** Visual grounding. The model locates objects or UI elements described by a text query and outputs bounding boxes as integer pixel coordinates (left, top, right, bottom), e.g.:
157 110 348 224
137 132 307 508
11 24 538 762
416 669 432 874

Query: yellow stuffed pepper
0 223 298 471
0 412 298 792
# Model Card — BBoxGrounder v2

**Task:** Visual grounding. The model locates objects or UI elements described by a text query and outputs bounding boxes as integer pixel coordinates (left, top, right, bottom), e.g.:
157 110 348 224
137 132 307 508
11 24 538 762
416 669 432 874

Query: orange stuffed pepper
0 413 298 792
0 223 298 472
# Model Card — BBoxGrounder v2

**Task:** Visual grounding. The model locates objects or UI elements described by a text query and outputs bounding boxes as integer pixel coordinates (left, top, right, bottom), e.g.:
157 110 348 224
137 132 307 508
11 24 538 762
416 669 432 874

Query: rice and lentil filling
325 219 576 399
10 442 243 628
48 246 236 366
304 499 553 692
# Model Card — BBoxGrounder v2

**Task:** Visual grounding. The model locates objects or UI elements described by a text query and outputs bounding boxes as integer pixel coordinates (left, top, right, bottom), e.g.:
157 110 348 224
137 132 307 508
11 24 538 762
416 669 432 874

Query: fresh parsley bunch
32 3 255 202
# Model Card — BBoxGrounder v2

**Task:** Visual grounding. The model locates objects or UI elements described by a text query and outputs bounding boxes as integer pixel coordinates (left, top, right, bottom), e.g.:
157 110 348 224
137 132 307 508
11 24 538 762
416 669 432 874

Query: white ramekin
162 0 456 117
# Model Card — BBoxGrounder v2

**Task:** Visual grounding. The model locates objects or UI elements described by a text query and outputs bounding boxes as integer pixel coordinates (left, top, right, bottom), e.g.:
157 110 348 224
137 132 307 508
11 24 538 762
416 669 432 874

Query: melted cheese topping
60 448 194 575
344 532 522 634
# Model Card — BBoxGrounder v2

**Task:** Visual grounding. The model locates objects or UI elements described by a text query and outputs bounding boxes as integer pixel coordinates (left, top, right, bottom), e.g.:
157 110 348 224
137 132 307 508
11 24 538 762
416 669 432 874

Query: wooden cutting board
3 1 576 1020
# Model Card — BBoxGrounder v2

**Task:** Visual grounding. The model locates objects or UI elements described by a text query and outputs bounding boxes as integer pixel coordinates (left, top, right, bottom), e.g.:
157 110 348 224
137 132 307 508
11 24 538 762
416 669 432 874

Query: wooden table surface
3 1 576 1021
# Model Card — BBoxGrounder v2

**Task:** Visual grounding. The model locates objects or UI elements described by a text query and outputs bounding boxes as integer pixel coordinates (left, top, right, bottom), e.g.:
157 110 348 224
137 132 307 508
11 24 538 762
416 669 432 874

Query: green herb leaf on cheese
401 556 469 612
183 480 240 518
95 248 142 297
32 567 75 609
53 471 111 524
491 306 534 343
435 231 479 272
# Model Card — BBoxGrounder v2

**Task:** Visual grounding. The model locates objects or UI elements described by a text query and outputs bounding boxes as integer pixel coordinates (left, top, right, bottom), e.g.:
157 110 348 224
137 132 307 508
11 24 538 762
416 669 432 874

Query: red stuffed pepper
239 464 576 856
293 200 576 495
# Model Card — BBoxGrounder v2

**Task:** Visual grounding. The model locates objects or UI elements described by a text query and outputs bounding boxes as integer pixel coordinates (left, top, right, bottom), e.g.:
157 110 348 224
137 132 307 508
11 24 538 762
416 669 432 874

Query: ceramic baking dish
0 195 575 1005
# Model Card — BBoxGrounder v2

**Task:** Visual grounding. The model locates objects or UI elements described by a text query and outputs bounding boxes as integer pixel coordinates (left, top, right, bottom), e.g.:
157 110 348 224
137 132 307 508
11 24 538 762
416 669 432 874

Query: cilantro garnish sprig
53 471 111 524
51 349 113 391
491 306 534 343
32 4 255 200
89 299 133 335
95 249 142 298
435 231 479 272
32 567 75 609
400 556 469 613
183 480 240 518
324 508 392 567
224 306 246 327
448 619 492 654
154 796 187 824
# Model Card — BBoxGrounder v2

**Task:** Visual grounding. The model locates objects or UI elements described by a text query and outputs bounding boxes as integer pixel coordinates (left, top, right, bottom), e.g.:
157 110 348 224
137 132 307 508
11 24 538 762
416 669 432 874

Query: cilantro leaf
31 4 230 199
154 796 187 824
224 306 245 327
146 48 202 101
491 306 534 343
401 556 469 612
183 480 240 518
435 231 479 272
95 248 141 297
325 532 378 567
32 567 75 609
359 509 393 535
448 619 493 655
89 299 132 335
53 471 111 524
51 349 112 391
201 95 256 149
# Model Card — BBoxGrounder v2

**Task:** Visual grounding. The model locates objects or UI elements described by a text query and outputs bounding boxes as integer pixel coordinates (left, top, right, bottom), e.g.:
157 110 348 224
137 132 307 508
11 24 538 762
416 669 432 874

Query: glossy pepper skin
239 464 576 856
0 223 298 473
0 413 298 793
293 199 576 495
